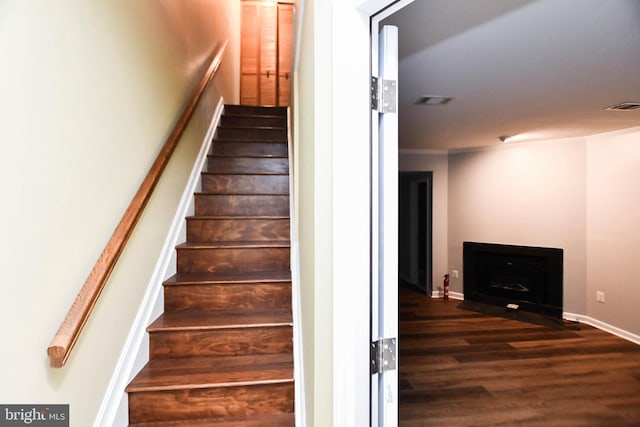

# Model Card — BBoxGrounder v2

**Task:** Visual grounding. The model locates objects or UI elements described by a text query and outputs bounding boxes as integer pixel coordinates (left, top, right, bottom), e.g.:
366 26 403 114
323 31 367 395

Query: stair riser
221 115 286 128
177 247 290 274
200 174 289 194
149 327 293 359
207 157 288 174
129 413 295 427
187 218 290 242
164 283 292 312
128 382 294 424
195 195 289 216
225 105 286 116
210 142 288 157
216 127 286 142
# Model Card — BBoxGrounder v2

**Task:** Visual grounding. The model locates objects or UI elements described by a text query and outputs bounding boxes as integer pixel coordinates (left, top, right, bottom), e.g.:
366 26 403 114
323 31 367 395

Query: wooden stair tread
218 125 286 131
203 172 289 177
208 154 287 159
195 190 289 194
207 171 289 176
164 271 291 285
210 141 286 146
222 113 287 119
200 172 288 176
209 153 286 159
215 140 288 144
212 138 287 144
194 193 289 198
176 241 290 249
148 308 293 331
129 412 295 427
186 215 290 220
126 353 293 392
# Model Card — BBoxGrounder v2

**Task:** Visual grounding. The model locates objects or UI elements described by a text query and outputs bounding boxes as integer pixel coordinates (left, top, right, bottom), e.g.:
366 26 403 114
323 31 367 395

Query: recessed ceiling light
415 96 454 105
605 102 640 111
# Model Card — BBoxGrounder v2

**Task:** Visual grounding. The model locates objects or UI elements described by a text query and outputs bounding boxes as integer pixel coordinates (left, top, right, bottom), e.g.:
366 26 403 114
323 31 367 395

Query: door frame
321 1 415 425
399 171 433 295
370 23 400 427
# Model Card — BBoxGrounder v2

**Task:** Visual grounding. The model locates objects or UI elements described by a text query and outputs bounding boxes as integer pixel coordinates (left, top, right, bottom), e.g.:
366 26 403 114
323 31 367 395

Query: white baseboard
290 241 306 427
563 312 640 346
93 97 225 427
431 290 464 300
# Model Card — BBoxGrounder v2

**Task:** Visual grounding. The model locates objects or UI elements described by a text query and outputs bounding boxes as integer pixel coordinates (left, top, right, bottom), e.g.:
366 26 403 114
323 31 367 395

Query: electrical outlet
451 270 459 279
596 291 605 303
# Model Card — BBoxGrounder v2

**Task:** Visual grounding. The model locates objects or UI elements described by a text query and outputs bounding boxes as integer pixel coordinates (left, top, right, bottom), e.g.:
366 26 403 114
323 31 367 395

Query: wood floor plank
399 286 640 426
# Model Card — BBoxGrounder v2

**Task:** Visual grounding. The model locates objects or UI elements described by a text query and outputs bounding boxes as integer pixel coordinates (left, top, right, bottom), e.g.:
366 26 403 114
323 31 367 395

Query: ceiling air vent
415 96 454 106
605 102 640 111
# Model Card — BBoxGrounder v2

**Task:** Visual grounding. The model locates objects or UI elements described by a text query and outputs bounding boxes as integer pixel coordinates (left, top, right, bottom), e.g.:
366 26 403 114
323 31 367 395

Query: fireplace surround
463 242 563 318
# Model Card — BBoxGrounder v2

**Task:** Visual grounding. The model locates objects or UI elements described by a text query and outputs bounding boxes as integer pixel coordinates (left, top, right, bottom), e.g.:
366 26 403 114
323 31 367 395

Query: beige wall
447 140 588 314
293 0 316 424
293 0 374 425
586 128 640 335
293 0 334 425
0 1 239 425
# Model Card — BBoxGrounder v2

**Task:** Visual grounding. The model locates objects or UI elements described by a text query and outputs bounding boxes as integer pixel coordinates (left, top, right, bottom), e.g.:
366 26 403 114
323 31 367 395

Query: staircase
126 105 294 426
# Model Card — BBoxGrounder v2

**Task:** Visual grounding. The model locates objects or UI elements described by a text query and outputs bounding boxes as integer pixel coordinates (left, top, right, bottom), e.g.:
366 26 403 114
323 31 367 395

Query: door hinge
371 337 397 374
371 76 397 113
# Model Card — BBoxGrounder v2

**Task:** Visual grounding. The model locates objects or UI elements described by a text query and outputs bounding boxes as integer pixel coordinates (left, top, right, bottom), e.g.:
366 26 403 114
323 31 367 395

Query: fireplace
463 242 563 318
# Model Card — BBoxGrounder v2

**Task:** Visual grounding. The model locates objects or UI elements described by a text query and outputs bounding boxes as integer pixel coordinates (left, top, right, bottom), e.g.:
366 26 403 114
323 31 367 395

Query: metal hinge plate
371 76 397 113
371 337 397 374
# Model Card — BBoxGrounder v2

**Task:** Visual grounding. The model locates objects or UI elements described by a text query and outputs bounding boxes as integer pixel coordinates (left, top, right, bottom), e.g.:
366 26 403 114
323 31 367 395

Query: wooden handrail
48 40 229 368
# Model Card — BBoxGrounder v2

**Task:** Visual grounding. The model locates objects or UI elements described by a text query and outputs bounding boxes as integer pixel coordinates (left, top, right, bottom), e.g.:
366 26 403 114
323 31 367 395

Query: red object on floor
443 274 450 300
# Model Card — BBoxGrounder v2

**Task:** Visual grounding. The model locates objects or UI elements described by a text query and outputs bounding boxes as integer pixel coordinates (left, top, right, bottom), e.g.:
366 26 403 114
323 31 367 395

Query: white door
371 24 399 427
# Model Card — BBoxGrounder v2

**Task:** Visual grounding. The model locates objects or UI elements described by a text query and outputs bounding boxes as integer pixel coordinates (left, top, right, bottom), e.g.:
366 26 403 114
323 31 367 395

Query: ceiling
381 0 640 151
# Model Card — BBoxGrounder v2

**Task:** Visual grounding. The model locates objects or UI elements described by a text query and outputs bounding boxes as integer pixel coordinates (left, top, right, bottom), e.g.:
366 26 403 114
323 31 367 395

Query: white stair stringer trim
563 312 640 346
93 97 225 427
287 106 307 427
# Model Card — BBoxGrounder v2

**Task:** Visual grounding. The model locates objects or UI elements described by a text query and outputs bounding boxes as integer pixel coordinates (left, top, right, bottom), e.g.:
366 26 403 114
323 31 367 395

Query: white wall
399 151 449 294
0 1 239 425
586 128 640 336
293 0 375 425
447 140 588 315
294 0 326 425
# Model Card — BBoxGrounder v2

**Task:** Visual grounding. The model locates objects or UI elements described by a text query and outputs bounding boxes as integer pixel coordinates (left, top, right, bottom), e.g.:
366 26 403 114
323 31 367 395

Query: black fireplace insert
463 242 563 318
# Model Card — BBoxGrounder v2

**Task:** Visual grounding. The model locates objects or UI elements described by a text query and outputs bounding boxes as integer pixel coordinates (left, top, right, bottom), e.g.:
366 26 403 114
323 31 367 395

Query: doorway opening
398 172 433 295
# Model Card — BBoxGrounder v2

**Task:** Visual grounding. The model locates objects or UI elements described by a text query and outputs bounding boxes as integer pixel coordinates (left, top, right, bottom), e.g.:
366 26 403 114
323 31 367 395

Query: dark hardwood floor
399 286 640 426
